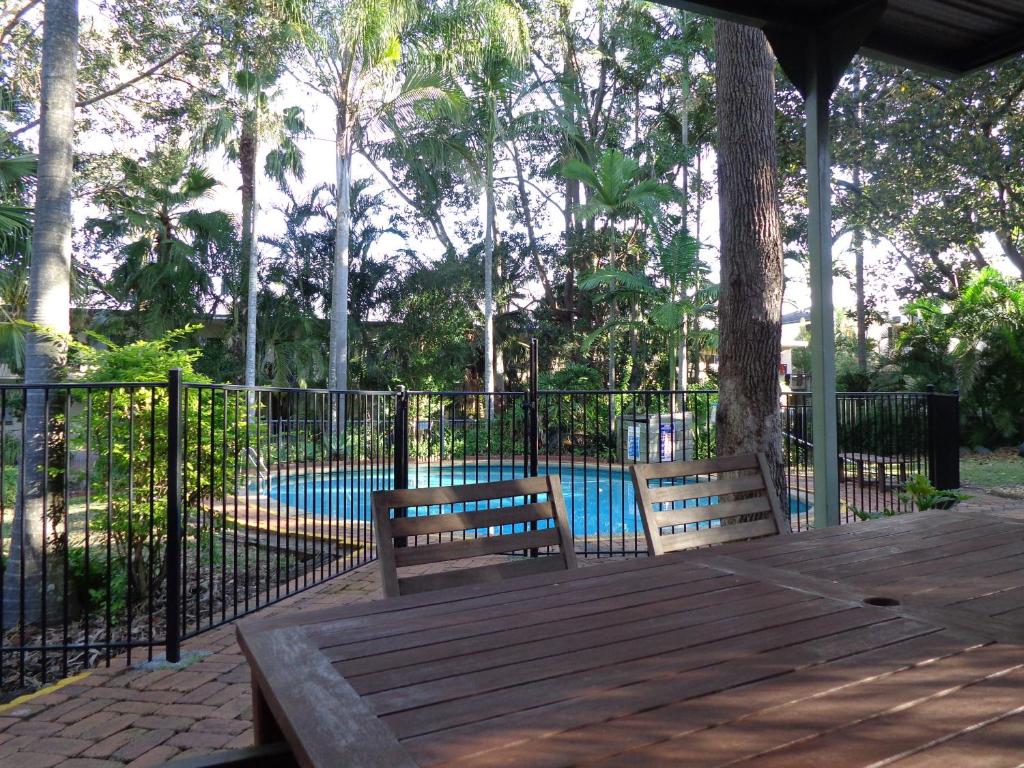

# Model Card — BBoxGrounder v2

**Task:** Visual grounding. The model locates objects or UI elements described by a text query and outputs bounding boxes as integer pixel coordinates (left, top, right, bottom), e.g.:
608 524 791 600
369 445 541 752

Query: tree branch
10 37 204 139
0 0 40 47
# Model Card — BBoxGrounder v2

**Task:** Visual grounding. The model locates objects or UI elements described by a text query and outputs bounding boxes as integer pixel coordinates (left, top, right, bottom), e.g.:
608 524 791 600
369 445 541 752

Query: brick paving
0 491 1018 767
0 560 393 766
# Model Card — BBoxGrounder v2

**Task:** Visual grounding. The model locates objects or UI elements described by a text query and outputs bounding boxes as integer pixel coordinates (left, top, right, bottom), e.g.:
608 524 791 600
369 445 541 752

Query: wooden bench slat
389 502 553 537
632 453 759 480
647 473 765 504
375 476 551 509
654 496 772 529
399 556 568 595
394 528 562 567
657 517 779 551
372 475 577 597
631 453 787 556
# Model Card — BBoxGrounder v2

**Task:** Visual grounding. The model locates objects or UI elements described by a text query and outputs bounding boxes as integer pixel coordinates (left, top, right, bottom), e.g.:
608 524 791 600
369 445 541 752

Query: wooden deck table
237 506 1024 767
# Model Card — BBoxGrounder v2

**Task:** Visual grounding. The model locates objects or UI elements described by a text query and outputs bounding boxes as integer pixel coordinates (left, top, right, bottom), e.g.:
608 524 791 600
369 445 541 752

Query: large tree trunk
4 0 78 626
240 111 259 388
328 110 351 392
713 21 786 503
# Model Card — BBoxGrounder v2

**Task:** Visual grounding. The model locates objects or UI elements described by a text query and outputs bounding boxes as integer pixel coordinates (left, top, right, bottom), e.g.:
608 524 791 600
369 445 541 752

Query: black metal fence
0 374 959 694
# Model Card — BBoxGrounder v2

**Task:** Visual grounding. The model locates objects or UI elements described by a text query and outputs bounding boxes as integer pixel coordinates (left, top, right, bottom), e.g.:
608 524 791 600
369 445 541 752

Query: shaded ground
0 490 1018 766
961 448 1024 498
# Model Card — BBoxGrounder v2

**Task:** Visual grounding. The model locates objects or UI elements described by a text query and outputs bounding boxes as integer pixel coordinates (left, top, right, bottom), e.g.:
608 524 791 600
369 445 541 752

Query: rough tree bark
713 20 786 503
4 0 78 626
240 112 259 389
329 109 351 392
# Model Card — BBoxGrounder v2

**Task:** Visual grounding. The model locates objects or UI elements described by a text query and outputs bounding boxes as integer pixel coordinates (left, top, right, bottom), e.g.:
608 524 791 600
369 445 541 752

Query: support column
804 45 840 529
764 0 886 528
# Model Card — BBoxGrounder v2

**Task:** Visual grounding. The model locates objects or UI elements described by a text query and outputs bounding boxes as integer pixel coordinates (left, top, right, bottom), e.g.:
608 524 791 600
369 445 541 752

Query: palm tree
456 0 528 405
4 0 78 626
0 154 36 374
197 68 306 388
300 0 452 392
88 150 235 338
580 227 717 392
563 148 678 388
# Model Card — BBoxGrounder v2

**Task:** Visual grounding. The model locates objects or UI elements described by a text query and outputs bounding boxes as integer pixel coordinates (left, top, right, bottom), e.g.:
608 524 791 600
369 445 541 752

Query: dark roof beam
958 23 1024 72
765 0 888 98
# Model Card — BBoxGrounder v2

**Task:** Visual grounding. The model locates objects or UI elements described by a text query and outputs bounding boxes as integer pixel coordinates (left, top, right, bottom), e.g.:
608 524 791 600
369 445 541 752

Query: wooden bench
371 476 577 597
839 452 910 490
630 453 788 556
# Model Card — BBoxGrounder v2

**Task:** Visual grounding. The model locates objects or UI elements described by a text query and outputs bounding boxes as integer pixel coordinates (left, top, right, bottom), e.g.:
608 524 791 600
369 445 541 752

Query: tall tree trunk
4 0 78 626
852 68 867 372
483 121 496 412
240 111 259 388
677 30 691 396
713 21 785 503
329 110 351 392
854 206 867 371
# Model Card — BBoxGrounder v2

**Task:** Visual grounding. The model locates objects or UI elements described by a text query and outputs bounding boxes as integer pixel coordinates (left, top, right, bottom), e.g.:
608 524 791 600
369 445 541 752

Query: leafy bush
68 327 228 613
899 474 969 511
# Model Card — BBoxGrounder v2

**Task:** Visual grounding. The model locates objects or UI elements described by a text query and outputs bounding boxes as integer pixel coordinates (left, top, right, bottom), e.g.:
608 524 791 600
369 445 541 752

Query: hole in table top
864 596 901 607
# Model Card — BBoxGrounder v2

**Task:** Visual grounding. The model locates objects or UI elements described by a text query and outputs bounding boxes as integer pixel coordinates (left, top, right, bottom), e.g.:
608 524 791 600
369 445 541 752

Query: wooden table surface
237 506 1024 768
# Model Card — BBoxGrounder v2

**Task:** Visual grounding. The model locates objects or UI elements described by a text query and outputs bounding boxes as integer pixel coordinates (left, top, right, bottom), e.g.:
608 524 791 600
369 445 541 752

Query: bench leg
252 681 286 746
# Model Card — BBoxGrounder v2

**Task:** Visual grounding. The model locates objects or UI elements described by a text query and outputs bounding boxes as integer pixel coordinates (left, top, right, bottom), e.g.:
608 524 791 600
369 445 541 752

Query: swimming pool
258 462 809 541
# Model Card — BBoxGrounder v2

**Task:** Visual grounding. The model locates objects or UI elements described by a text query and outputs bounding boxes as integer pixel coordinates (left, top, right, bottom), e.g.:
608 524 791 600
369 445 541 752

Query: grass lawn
960 448 1024 490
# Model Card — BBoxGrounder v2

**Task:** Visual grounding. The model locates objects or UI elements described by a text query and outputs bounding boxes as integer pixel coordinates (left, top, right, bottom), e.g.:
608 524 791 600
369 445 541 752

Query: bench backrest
630 453 789 556
371 475 578 597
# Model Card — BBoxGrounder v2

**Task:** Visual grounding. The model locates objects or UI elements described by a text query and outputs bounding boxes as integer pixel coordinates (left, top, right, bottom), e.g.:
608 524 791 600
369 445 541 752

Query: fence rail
0 371 959 694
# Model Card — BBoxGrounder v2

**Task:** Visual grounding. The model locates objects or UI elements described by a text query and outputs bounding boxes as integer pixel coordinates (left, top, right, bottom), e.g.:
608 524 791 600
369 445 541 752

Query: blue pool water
259 463 809 539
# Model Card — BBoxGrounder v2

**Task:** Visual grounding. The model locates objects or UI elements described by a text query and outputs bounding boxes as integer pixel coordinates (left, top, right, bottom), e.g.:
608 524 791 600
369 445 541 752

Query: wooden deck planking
238 507 1024 768
404 620 954 767
319 564 737 660
379 605 891 739
340 581 781 692
359 588 818 711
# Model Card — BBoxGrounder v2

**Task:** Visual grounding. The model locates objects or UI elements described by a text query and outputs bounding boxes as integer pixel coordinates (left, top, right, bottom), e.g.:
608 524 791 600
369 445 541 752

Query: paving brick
225 729 254 749
150 671 218 693
31 698 90 722
1 751 64 767
166 730 232 750
55 699 111 724
57 759 122 768
170 747 213 761
153 704 218 720
126 668 176 690
178 681 227 704
188 718 249 736
24 736 92 756
202 683 249 707
124 744 180 767
131 715 194 732
61 712 137 739
7 720 64 737
0 718 18 732
112 729 175 762
211 696 251 721
81 728 144 759
104 701 159 715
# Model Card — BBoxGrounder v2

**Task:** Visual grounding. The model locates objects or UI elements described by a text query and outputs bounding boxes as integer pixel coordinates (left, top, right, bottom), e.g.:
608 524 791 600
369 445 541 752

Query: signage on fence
659 423 674 462
626 424 641 461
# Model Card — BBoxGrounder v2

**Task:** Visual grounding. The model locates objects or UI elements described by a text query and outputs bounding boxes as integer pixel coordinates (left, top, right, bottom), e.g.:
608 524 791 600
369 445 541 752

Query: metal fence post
528 338 540 478
393 386 409 548
926 385 961 491
165 369 182 663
